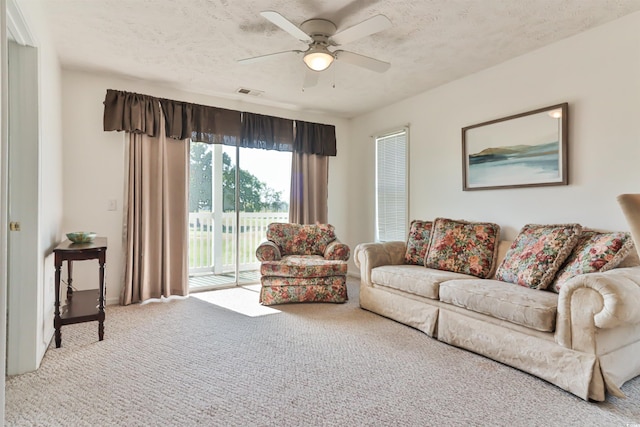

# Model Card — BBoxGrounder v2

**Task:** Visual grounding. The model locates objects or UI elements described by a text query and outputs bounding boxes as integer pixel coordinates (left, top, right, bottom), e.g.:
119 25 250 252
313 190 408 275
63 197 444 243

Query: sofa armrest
354 241 407 285
556 266 640 350
324 240 350 261
256 241 281 262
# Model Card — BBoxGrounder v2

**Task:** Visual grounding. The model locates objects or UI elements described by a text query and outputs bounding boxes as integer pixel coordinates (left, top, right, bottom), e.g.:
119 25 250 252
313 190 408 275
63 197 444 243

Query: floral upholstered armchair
255 223 350 305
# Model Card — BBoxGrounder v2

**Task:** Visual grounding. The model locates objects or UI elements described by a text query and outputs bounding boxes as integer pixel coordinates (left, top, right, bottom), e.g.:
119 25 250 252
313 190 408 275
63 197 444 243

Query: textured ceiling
42 0 640 118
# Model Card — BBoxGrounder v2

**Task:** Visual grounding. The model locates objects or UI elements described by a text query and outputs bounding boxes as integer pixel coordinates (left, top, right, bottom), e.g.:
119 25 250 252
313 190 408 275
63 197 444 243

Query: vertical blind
375 129 408 242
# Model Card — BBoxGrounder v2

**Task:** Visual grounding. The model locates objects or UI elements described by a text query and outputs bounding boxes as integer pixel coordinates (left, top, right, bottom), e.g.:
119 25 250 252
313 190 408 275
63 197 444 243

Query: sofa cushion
551 230 634 293
495 223 582 290
404 220 433 265
439 279 558 332
266 223 336 255
260 255 347 278
424 218 501 279
371 265 476 300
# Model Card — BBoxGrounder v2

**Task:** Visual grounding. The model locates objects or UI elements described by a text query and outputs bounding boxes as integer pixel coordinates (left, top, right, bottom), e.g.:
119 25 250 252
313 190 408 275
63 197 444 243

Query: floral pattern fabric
424 218 500 278
266 223 336 256
255 241 281 261
495 223 582 290
259 277 348 305
324 240 351 260
258 222 350 305
404 220 433 265
261 255 348 278
551 230 634 292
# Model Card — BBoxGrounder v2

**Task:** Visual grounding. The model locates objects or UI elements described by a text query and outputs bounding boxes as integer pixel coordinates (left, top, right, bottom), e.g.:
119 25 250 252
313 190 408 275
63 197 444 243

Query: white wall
348 11 640 247
61 70 351 303
32 7 63 365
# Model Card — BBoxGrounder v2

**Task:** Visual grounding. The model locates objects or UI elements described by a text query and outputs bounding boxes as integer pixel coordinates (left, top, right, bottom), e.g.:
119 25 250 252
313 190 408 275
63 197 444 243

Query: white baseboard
106 297 120 306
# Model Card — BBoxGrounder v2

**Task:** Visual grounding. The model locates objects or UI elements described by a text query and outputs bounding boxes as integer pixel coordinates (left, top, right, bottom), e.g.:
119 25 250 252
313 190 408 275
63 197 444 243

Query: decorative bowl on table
66 232 97 243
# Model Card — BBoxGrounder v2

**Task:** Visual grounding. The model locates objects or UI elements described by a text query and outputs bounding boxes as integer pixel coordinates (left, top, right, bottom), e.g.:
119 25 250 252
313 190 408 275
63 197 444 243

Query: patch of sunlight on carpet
191 287 281 317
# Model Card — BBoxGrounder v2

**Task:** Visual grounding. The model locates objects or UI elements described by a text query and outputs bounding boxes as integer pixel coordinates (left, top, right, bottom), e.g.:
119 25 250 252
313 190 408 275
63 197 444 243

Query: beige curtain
121 116 189 305
288 121 334 224
289 153 329 224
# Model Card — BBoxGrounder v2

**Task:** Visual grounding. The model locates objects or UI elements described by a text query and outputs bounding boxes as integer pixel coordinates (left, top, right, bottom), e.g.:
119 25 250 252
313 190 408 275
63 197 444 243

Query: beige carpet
6 279 640 426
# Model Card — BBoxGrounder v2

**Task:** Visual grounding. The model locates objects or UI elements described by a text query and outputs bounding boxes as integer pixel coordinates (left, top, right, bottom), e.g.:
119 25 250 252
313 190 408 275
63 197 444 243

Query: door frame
0 0 9 423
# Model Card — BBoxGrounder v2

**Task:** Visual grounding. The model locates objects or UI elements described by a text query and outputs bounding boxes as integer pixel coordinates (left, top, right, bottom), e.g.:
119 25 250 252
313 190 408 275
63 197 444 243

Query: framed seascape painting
462 103 568 191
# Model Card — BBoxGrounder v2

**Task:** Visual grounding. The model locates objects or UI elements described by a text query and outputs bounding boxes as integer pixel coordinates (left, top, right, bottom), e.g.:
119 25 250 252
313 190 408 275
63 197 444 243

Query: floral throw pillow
551 230 634 292
404 220 433 265
495 223 582 290
424 218 500 278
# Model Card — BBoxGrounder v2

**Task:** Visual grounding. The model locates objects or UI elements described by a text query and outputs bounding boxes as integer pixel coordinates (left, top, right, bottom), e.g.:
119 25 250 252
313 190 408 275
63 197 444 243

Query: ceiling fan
238 11 392 87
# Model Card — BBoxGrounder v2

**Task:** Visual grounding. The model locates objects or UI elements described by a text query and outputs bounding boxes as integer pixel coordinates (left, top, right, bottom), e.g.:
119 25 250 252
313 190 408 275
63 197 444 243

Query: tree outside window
189 144 288 213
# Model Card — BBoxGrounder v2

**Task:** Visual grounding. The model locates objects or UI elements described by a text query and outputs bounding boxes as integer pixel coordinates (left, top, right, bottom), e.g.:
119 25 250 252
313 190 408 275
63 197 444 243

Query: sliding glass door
188 142 291 290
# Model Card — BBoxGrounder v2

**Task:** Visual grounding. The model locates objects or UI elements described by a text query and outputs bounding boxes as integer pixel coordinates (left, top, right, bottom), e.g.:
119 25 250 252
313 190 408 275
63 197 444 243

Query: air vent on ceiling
236 87 264 97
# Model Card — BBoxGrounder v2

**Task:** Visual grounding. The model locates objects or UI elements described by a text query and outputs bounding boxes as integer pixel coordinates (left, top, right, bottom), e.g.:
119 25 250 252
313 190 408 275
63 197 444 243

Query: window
188 142 291 288
375 128 408 242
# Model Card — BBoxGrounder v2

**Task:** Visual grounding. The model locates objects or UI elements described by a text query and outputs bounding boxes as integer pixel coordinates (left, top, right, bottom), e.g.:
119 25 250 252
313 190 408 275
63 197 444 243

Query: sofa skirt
360 283 615 401
359 284 439 337
260 276 347 306
437 309 602 401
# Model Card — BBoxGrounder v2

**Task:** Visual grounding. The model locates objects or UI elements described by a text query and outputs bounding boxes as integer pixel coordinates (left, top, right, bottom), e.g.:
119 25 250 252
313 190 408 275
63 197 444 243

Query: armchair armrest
324 240 350 261
354 241 407 285
256 241 281 262
556 266 640 350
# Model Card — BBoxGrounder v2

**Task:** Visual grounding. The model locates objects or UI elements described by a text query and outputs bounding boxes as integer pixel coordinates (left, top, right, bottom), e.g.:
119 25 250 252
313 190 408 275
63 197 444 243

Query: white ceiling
42 0 640 118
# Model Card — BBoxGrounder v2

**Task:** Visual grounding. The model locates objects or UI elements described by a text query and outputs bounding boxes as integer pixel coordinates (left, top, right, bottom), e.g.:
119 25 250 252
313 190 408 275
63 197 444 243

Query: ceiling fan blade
303 69 319 88
330 14 391 46
334 50 390 73
260 11 312 43
238 50 302 64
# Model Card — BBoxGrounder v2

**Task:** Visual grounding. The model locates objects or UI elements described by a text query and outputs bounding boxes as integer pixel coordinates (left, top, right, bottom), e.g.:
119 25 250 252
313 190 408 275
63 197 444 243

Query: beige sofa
354 237 640 401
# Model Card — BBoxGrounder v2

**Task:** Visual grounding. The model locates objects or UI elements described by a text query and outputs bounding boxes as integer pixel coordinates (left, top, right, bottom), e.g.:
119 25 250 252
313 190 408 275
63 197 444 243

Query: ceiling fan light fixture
241 12 392 76
303 46 334 71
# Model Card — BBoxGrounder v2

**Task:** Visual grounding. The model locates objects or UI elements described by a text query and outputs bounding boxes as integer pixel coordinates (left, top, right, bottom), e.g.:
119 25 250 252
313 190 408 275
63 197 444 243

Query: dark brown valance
103 89 241 144
294 121 337 156
160 99 241 144
103 89 161 137
103 89 337 156
241 112 294 152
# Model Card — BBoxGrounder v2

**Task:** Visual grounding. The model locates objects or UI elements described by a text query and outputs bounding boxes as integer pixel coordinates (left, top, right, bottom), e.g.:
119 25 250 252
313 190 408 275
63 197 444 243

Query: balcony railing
188 211 289 275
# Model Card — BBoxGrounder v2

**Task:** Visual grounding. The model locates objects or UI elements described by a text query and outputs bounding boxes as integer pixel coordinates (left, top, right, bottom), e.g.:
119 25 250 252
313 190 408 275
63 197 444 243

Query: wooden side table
53 237 107 348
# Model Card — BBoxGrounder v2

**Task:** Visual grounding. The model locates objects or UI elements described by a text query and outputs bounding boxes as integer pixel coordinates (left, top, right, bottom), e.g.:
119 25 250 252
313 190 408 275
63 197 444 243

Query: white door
6 40 40 375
